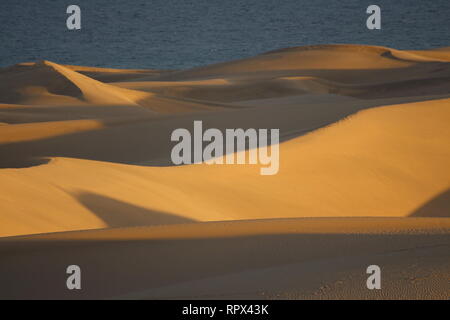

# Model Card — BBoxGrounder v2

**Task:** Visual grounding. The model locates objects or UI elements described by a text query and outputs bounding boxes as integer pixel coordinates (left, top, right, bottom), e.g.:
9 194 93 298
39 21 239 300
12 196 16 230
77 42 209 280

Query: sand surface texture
0 45 449 299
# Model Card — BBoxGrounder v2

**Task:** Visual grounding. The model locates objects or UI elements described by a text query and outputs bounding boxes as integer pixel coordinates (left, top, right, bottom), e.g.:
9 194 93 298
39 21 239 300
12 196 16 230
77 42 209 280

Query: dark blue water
1 0 449 69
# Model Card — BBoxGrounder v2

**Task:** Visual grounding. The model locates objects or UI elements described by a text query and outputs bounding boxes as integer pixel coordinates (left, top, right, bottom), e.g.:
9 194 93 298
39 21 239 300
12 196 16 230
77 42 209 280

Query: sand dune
0 61 222 115
155 44 450 82
0 97 449 237
113 44 450 102
0 44 449 299
8 61 170 83
0 218 448 299
0 60 149 105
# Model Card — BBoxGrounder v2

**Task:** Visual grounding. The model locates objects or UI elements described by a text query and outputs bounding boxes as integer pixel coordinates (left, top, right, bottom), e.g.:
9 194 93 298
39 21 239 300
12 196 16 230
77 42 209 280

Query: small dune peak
0 58 153 105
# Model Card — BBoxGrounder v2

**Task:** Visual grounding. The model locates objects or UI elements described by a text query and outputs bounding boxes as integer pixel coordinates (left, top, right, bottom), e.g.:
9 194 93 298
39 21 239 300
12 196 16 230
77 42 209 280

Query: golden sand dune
112 44 450 102
0 44 449 299
156 44 450 82
0 60 149 105
0 61 222 115
0 97 449 237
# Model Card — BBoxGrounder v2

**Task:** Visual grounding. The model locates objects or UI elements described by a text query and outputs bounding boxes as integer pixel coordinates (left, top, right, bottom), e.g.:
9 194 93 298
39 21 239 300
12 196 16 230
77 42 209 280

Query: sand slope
0 97 449 237
0 44 449 299
0 218 449 299
0 61 226 115
0 60 148 105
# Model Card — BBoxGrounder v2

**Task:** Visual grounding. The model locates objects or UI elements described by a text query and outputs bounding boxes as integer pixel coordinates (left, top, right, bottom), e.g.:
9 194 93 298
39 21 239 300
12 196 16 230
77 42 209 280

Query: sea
0 0 449 70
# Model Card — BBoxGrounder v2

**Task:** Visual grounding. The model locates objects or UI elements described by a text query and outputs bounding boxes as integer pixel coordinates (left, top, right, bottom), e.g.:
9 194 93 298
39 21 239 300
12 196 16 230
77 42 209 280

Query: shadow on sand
409 189 450 218
75 191 194 227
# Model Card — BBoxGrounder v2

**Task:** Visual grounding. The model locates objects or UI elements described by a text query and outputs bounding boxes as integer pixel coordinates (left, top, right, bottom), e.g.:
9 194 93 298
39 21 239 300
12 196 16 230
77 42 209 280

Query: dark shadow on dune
156 62 450 84
146 72 450 102
0 104 156 124
409 189 450 217
0 61 84 104
0 106 352 168
0 157 51 168
75 192 194 227
78 70 172 83
0 230 448 299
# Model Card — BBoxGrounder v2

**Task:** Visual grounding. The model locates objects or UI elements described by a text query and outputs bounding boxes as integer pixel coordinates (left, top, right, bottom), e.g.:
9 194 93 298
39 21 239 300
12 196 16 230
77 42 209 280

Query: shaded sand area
1 218 449 299
0 44 449 299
